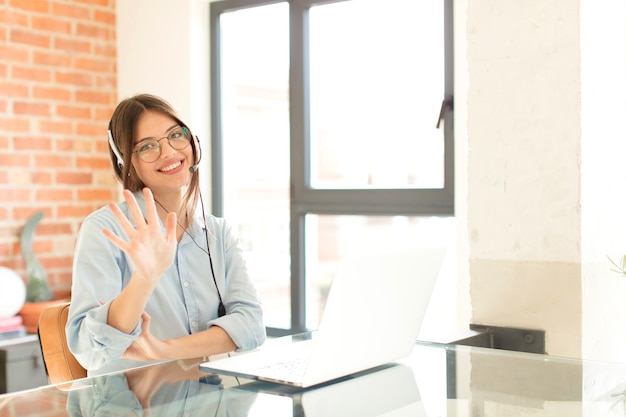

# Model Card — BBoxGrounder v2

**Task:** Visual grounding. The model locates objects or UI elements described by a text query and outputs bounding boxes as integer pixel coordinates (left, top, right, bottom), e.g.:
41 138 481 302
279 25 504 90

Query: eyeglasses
133 127 191 163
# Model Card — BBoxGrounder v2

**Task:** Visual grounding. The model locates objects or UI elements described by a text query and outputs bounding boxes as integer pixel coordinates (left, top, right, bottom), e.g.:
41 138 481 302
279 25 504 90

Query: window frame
210 0 454 336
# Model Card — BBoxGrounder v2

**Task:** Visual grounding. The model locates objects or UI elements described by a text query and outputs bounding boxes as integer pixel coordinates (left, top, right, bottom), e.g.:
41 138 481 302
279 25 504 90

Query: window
210 0 454 336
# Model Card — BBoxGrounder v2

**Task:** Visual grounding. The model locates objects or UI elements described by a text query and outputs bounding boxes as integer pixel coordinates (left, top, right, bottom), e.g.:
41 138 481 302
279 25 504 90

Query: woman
67 94 265 375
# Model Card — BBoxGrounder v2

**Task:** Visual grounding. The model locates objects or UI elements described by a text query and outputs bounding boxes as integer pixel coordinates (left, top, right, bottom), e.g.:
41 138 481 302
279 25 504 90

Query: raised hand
103 188 178 288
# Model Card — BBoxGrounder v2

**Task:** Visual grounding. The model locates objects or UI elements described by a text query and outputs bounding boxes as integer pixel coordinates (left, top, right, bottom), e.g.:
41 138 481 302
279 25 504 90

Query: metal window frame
210 0 454 336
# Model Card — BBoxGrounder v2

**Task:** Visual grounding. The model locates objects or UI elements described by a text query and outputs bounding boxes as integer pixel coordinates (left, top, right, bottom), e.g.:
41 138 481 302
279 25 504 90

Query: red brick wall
0 0 118 298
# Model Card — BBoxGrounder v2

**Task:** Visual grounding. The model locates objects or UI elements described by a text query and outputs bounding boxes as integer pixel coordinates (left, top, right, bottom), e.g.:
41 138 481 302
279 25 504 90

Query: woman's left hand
123 311 169 361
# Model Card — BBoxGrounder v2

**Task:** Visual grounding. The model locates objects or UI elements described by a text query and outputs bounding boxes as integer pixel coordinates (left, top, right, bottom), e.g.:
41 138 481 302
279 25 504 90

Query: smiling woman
65 94 266 376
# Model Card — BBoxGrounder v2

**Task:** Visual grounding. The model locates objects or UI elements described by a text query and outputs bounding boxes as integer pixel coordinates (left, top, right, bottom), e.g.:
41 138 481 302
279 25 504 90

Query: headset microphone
189 135 202 173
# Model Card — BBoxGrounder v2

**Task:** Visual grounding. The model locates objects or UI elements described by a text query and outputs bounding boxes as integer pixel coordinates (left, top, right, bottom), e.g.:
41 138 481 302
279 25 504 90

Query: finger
140 311 152 333
142 188 160 227
107 201 136 237
123 189 147 229
102 227 130 251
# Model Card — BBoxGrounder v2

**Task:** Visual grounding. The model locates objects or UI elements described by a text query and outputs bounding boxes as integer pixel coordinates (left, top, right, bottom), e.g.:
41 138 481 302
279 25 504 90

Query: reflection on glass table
2 336 626 416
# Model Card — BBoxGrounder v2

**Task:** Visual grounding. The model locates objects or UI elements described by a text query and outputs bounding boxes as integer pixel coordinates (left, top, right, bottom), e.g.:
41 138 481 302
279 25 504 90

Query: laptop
200 246 446 388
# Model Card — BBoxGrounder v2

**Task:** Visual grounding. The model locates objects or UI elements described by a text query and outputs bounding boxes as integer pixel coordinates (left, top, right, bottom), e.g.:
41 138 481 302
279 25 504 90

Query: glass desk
1 335 626 417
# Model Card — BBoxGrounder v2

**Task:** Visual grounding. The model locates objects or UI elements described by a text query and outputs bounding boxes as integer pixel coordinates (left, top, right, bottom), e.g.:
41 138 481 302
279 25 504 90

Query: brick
31 171 53 185
33 86 72 101
74 0 110 7
38 120 73 134
75 90 111 105
33 240 54 253
57 204 94 218
0 153 30 166
0 242 10 257
56 171 92 185
11 65 52 82
0 187 31 202
33 154 72 168
57 138 93 152
0 81 29 97
51 3 90 20
13 101 52 116
76 22 111 40
14 136 53 151
36 222 72 235
33 50 73 67
94 43 116 58
55 274 73 288
74 56 115 72
94 9 115 25
55 70 92 86
76 121 106 135
77 156 111 169
31 16 72 34
56 104 92 119
35 188 73 201
9 0 50 13
0 117 30 133
95 107 115 121
10 170 53 185
10 28 51 48
0 9 29 26
13 204 52 223
54 37 92 54
95 170 119 187
0 44 29 63
41 255 73 270
78 188 114 201
7 170 29 185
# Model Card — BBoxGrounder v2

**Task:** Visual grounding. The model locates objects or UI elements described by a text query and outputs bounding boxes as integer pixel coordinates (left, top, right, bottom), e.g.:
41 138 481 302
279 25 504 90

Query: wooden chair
37 302 87 385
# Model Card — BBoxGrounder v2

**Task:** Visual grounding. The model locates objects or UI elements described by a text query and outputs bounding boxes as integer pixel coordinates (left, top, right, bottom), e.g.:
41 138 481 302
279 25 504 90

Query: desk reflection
8 340 626 417
63 359 423 417
236 363 425 417
66 358 257 417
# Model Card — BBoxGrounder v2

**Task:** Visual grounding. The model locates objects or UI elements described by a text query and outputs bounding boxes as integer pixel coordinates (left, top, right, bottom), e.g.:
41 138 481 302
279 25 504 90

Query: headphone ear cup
108 129 124 169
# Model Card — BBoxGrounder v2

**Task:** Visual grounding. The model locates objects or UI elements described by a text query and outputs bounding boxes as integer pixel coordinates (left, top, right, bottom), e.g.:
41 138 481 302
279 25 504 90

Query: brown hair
107 93 200 212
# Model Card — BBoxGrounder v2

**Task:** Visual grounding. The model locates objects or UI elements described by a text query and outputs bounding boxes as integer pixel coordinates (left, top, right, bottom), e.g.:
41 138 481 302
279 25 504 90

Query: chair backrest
38 302 87 385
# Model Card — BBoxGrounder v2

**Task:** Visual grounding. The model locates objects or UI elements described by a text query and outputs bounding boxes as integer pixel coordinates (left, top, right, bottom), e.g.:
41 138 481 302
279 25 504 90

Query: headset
107 122 224 317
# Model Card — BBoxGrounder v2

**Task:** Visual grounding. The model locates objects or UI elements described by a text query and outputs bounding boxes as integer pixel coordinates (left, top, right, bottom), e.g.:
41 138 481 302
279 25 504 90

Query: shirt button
192 321 198 328
183 282 189 288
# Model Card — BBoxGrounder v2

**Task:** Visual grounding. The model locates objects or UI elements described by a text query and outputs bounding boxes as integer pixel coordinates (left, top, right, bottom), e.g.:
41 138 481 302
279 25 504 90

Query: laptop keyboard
261 356 308 377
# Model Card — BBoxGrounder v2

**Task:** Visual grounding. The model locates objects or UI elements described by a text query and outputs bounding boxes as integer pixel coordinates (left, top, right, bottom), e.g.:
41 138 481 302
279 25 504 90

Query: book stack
0 315 27 340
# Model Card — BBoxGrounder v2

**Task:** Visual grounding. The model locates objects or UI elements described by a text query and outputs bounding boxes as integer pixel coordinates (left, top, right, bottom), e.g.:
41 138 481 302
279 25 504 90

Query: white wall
462 0 626 361
117 0 211 194
580 0 626 362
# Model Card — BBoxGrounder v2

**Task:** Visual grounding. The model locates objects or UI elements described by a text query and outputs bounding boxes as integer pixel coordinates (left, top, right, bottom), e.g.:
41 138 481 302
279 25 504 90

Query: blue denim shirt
67 191 265 375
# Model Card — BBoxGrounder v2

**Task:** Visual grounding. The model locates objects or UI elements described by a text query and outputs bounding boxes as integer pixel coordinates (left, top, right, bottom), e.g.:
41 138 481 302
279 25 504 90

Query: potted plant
18 212 66 333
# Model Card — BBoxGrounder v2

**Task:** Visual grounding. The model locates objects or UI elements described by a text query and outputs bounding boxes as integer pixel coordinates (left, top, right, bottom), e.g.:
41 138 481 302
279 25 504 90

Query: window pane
309 0 445 189
304 214 454 329
220 3 291 329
